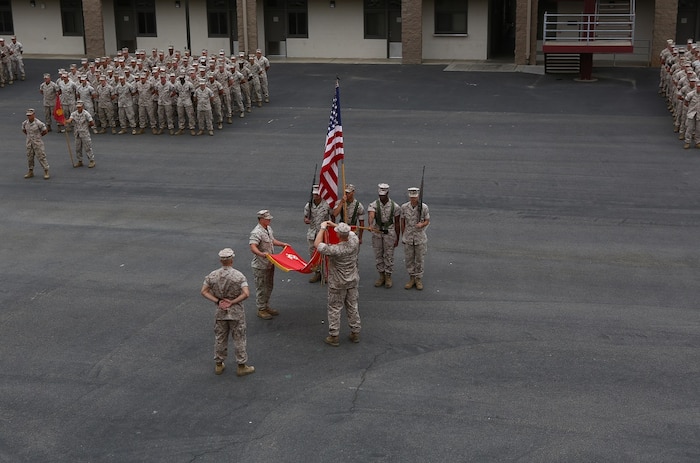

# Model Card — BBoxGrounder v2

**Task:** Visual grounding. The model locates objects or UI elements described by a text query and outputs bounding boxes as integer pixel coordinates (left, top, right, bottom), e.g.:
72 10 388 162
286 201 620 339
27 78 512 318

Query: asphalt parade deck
1 60 698 462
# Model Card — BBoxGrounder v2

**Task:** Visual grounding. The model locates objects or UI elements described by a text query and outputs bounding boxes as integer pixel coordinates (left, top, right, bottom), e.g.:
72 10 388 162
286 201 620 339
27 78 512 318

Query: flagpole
64 131 75 167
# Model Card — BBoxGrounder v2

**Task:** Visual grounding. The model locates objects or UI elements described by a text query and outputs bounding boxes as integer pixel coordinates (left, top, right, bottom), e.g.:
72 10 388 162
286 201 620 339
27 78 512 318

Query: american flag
318 82 344 207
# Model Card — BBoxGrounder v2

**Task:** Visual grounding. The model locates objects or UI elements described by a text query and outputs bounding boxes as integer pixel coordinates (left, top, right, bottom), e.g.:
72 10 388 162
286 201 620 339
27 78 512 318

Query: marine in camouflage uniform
314 221 361 346
155 74 176 134
214 62 233 123
200 248 255 377
249 210 290 320
304 184 333 283
193 79 214 135
135 74 157 134
0 38 12 87
254 49 270 103
174 74 196 135
114 76 137 134
229 65 247 118
21 109 50 180
76 77 96 115
333 183 365 244
367 183 402 288
39 73 60 132
206 74 224 130
95 76 117 134
9 36 24 81
247 56 263 107
58 74 78 132
65 101 96 167
400 187 431 290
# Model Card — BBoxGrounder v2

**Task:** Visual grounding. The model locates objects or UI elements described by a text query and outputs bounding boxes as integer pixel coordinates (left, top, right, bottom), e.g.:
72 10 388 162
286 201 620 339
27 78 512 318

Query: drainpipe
526 0 532 64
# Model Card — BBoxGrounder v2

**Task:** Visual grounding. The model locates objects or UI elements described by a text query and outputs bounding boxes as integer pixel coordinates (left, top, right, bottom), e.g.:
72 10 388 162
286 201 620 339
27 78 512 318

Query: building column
515 0 538 65
83 0 106 57
238 0 260 54
402 0 422 64
652 0 678 67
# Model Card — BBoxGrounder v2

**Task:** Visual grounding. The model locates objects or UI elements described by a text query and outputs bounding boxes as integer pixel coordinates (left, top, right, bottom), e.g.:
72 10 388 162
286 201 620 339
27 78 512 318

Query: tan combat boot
43 170 50 180
348 332 360 343
237 364 255 376
309 272 321 283
415 278 424 290
215 361 225 375
257 309 272 320
404 277 415 289
324 336 339 347
374 272 385 287
23 170 33 179
384 274 393 288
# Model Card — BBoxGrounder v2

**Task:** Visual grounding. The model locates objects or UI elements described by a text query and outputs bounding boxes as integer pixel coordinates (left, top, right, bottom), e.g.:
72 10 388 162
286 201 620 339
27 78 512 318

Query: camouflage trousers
158 104 176 130
138 102 157 128
177 104 196 130
118 105 136 129
214 319 247 364
403 241 427 278
75 132 94 162
43 105 55 129
231 87 245 113
327 286 360 337
26 142 49 171
97 103 116 128
253 266 274 311
372 229 397 275
196 109 213 131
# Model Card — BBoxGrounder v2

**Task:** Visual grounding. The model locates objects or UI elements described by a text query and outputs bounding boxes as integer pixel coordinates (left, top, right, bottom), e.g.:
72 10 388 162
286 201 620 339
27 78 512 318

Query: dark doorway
489 0 516 59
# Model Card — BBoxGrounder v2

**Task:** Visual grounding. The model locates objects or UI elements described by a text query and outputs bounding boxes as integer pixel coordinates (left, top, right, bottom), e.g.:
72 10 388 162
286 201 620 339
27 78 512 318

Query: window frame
364 0 387 39
434 0 468 36
60 0 84 37
135 0 156 37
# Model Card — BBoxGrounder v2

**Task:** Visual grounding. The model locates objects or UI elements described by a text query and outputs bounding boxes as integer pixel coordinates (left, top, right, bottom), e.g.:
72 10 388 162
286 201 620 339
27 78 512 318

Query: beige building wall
515 0 538 65
13 0 85 55
285 0 387 58
422 0 489 60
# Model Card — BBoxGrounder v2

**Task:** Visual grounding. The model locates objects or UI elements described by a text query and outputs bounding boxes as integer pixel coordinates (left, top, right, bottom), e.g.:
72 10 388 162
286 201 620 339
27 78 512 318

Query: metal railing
543 12 635 44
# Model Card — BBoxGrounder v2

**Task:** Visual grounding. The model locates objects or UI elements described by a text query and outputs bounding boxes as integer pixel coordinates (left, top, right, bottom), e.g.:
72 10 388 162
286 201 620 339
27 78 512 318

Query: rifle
308 163 318 219
418 165 425 221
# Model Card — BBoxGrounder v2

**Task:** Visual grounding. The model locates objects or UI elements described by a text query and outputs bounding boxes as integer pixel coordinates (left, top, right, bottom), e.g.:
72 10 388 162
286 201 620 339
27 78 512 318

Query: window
364 0 386 39
136 0 156 36
435 0 467 35
207 0 237 37
286 0 307 37
60 0 83 36
0 0 12 35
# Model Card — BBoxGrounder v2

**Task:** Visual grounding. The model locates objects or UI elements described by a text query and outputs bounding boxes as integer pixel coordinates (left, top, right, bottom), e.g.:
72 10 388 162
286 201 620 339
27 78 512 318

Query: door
677 0 700 44
388 0 401 58
265 0 287 56
115 0 137 51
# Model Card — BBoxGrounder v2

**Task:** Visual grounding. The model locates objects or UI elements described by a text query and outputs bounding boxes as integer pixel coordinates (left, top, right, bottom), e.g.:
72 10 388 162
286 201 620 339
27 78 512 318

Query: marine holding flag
249 210 291 320
313 221 361 347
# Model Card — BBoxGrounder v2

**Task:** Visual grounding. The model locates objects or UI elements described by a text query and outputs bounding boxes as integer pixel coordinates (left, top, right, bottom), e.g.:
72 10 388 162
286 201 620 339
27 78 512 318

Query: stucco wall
421 0 489 60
